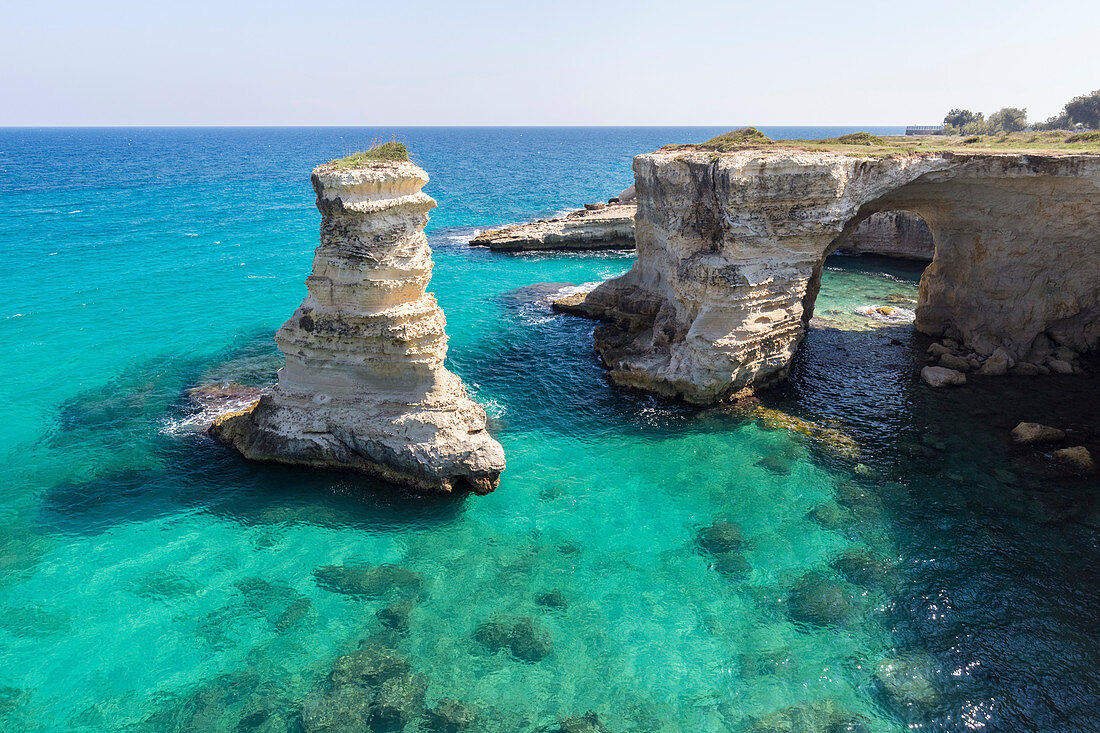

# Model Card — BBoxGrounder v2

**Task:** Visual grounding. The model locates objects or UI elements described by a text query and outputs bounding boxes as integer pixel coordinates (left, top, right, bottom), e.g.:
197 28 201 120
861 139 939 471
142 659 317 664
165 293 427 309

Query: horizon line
0 123 914 130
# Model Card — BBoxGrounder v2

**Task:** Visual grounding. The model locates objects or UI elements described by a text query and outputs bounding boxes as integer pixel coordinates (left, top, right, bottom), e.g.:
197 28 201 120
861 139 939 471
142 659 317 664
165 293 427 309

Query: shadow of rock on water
50 332 278 444
35 443 472 538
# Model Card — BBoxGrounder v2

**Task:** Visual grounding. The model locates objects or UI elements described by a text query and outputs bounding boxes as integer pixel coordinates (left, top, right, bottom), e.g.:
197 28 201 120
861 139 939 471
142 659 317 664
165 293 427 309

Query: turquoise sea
1 127 1098 732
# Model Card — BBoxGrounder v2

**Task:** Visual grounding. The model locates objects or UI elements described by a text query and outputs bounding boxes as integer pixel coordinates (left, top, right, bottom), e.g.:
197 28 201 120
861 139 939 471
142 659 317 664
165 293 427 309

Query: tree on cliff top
1035 89 1100 130
1065 90 1100 129
943 109 983 129
986 107 1028 133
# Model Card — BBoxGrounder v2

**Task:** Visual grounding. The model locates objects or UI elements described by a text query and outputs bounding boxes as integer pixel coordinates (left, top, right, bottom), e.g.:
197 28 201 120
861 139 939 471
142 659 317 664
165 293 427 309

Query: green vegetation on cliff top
327 141 410 168
669 128 1100 157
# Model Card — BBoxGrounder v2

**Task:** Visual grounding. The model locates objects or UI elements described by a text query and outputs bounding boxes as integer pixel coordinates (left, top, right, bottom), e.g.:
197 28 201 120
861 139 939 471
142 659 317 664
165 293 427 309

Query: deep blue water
1 127 1098 732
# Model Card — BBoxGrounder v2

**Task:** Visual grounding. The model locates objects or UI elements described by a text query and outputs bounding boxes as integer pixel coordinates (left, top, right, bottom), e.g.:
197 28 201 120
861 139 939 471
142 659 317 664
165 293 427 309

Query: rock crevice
212 160 505 493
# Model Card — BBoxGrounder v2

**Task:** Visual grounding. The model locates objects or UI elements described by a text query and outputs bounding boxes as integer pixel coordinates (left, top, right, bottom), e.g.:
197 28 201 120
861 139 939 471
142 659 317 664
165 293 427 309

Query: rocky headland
560 143 1100 403
470 186 637 251
211 154 505 493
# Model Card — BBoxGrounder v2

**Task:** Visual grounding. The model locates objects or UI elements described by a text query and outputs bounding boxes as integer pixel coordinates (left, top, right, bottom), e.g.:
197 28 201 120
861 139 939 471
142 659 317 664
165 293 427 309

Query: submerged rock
874 653 941 714
744 406 861 459
696 520 744 554
299 684 375 733
426 698 479 731
376 598 417 632
747 698 870 733
712 552 752 578
558 710 612 733
510 618 555 662
374 673 427 723
833 483 884 521
808 504 854 532
314 563 424 598
833 549 893 589
756 454 793 475
739 649 793 679
275 597 311 632
330 646 411 687
787 573 861 626
535 589 569 609
473 616 553 661
210 157 504 494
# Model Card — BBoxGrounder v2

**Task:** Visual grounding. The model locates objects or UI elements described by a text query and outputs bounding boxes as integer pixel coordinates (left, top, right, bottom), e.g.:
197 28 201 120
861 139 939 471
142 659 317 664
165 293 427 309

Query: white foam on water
855 304 915 323
160 392 265 437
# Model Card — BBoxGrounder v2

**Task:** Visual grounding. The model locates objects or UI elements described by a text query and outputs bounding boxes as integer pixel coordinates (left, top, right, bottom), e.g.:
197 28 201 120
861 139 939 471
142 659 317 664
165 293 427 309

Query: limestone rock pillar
212 158 505 494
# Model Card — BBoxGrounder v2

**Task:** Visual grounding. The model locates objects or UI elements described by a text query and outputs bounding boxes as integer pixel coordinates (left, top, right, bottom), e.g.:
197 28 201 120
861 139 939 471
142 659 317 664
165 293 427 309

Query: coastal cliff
211 157 505 493
568 148 1100 403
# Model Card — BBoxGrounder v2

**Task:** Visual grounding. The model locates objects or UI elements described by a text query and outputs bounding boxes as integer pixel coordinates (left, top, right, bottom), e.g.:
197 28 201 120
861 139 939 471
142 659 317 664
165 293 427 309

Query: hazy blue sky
2 0 1097 126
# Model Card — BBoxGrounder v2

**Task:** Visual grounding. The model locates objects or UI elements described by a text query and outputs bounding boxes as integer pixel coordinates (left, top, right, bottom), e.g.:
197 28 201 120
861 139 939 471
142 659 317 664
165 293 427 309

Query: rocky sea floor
3 128 1098 732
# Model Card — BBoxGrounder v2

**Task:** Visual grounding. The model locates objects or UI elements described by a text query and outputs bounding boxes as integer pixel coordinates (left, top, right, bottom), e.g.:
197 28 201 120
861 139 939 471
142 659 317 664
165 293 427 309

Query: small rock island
470 186 637 251
212 146 505 493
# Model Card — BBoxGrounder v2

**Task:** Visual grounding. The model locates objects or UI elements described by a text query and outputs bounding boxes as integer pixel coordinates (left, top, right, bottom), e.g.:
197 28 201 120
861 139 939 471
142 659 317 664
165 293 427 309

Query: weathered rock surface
835 211 934 260
470 202 636 251
572 149 1100 403
211 160 505 493
921 366 966 387
1052 446 1096 473
1010 422 1066 444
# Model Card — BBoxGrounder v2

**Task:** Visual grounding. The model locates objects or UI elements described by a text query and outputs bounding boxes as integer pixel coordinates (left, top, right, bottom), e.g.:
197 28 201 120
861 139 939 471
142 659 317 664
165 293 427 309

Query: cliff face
211 160 505 493
470 203 636 252
836 211 933 260
578 150 1100 403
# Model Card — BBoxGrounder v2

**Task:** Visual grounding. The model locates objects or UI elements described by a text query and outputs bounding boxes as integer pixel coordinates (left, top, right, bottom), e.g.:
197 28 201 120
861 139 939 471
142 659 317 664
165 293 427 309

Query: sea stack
211 151 505 494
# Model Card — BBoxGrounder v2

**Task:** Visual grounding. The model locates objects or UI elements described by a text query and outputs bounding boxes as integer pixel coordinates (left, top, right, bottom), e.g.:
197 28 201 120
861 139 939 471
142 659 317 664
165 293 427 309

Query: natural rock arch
575 150 1100 403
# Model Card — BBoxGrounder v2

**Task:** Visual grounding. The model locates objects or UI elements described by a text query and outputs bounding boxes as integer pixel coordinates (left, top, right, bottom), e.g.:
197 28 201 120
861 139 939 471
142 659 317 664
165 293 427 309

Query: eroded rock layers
212 160 505 493
575 150 1100 403
470 203 636 252
836 211 934 260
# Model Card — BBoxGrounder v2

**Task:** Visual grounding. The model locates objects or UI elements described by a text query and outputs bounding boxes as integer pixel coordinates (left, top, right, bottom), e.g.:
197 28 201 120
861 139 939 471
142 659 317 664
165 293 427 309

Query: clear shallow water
1 127 1099 732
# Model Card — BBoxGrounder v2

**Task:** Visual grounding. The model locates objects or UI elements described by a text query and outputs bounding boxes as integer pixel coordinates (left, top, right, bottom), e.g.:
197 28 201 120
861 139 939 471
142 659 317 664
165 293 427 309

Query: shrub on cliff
835 132 885 146
1066 131 1100 143
698 128 773 151
330 140 410 168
